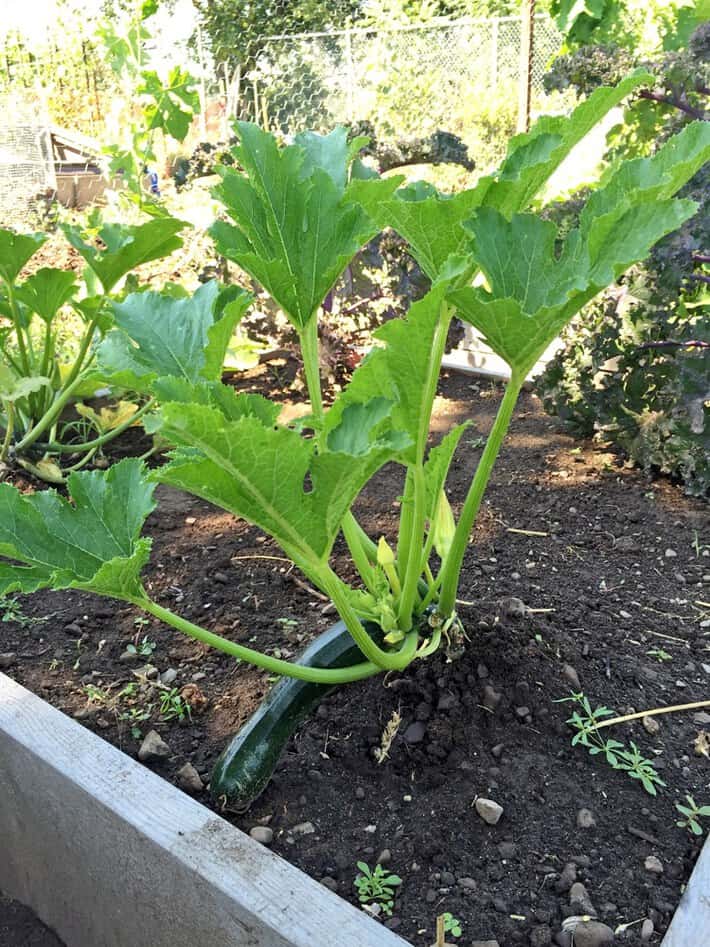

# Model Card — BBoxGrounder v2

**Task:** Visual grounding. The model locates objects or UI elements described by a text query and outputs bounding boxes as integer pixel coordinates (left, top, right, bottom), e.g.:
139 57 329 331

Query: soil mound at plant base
3 372 708 947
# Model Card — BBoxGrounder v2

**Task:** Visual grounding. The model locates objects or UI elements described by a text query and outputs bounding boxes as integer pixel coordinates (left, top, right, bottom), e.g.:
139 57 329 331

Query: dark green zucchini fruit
210 620 377 809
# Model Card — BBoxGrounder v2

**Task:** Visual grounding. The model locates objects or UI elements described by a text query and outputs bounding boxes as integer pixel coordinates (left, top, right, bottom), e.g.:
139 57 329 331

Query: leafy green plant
126 636 156 657
442 912 462 938
647 647 672 662
539 21 709 497
0 594 37 627
159 687 192 723
0 220 253 480
354 862 402 916
0 78 708 691
560 692 666 796
675 795 710 835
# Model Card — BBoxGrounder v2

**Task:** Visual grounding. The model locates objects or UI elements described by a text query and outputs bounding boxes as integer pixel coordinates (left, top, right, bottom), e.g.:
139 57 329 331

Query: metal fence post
517 1 536 133
345 27 355 122
491 17 499 92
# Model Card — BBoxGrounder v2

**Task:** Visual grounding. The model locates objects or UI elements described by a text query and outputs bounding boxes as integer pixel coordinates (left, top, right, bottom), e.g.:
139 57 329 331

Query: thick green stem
342 512 379 594
15 373 88 453
437 375 522 616
397 302 453 628
397 464 426 626
318 565 418 671
38 399 155 454
6 283 32 376
135 595 382 684
14 313 101 454
299 317 323 421
0 401 14 461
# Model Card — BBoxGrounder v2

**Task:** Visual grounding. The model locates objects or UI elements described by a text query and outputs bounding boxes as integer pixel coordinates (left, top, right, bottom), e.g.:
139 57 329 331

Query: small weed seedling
646 648 672 662
159 687 192 723
559 693 666 796
354 862 402 916
442 912 462 938
0 595 44 628
675 795 710 836
84 684 109 705
126 635 156 658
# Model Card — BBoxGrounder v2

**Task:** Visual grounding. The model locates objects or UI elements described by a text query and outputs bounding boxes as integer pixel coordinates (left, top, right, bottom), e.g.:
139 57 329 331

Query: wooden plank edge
0 672 410 947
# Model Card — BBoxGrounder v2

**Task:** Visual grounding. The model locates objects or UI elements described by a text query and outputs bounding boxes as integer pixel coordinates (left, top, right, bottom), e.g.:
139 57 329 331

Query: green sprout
354 862 402 916
675 795 710 836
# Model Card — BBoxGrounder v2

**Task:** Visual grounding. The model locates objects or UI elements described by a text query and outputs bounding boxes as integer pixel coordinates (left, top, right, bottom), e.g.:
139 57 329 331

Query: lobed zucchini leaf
0 364 50 404
0 230 46 284
97 281 251 392
451 121 710 377
0 458 155 599
210 122 399 330
323 264 465 464
154 394 408 565
352 71 652 281
62 217 185 293
13 268 78 323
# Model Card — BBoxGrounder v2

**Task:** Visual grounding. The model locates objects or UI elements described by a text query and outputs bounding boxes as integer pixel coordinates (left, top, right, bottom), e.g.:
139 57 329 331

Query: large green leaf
351 72 652 282
323 266 464 464
0 458 154 599
140 66 200 142
62 218 185 293
450 123 709 377
473 69 653 217
14 268 78 322
210 122 398 330
0 364 50 403
154 396 405 565
97 281 251 392
0 230 46 284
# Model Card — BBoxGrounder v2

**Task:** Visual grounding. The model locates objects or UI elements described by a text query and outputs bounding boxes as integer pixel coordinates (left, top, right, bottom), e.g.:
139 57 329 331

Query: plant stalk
437 374 522 616
135 595 383 684
299 317 323 420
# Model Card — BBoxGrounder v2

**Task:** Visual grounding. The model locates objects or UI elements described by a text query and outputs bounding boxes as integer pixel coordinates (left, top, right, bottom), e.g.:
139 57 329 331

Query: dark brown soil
2 371 709 947
0 894 64 946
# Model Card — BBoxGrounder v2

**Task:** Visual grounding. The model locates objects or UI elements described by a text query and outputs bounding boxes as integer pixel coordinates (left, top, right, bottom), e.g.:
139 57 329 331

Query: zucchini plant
0 216 197 480
1 74 709 695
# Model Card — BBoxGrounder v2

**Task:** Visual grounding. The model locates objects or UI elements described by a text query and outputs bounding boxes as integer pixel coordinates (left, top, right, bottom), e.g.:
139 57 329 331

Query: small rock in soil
497 841 516 859
614 536 639 553
500 596 527 617
516 705 531 719
458 877 477 890
475 797 504 825
571 921 614 947
664 548 677 558
562 664 581 690
640 918 654 941
577 808 596 829
319 876 338 892
137 729 171 762
642 715 660 735
176 762 203 794
249 826 273 845
471 942 500 947
644 855 663 875
403 721 426 744
693 711 710 725
377 848 391 865
556 862 577 893
0 652 16 668
483 685 502 711
292 821 316 835
570 882 596 916
119 649 139 663
161 668 178 685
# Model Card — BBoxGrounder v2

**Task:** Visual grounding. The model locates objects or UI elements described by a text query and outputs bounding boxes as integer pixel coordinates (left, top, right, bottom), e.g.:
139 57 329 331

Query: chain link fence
0 97 56 228
228 14 563 173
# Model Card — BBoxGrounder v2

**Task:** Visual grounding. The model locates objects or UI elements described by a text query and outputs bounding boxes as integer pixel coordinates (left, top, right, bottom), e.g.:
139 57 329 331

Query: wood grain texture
661 831 710 946
0 673 410 947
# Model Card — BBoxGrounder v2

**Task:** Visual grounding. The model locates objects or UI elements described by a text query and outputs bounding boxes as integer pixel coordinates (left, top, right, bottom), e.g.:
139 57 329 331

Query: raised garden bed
2 371 709 946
